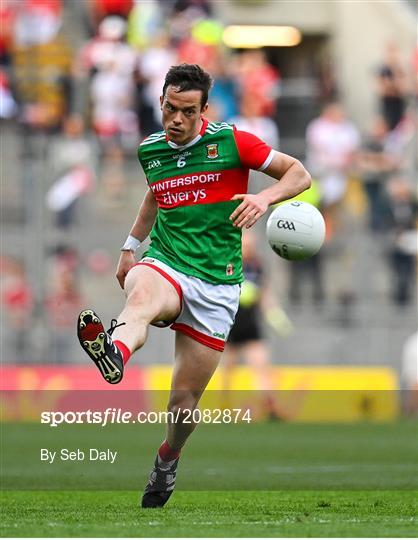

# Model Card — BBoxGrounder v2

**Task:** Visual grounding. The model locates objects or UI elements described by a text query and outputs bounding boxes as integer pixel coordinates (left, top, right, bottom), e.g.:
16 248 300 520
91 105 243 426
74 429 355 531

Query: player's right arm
230 128 311 229
116 188 158 289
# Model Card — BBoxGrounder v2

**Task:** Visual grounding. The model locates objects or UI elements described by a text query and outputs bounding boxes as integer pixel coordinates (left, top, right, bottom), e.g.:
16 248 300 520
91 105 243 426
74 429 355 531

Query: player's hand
229 193 270 229
116 251 136 289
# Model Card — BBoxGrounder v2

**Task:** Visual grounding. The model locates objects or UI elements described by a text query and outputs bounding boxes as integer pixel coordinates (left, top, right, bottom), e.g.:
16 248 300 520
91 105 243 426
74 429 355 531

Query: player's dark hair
162 64 213 109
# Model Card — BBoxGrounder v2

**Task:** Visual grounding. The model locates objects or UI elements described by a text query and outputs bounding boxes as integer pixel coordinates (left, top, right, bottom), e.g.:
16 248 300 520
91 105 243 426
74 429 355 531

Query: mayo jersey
137 119 274 285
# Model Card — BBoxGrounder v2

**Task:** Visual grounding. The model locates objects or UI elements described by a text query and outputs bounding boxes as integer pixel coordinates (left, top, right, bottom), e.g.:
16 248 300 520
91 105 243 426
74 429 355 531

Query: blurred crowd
1 0 417 371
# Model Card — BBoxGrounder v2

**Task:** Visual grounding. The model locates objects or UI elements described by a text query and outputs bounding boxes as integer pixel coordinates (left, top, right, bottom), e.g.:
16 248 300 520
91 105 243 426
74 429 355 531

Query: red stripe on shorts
133 262 183 307
171 322 225 352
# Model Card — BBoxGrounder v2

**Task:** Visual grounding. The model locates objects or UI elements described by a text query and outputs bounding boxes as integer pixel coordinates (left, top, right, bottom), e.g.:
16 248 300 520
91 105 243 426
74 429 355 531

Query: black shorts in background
228 306 263 344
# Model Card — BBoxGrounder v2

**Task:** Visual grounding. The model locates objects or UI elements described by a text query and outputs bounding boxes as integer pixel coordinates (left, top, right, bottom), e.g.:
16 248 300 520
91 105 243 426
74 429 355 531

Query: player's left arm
230 150 311 229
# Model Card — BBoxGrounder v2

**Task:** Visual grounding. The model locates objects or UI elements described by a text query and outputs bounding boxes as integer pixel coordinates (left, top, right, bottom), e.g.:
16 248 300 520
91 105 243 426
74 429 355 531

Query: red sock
113 340 131 365
158 440 181 462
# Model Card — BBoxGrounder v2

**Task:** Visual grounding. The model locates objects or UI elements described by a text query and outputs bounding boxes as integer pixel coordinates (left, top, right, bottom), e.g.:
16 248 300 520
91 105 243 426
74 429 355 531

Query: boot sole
77 309 123 384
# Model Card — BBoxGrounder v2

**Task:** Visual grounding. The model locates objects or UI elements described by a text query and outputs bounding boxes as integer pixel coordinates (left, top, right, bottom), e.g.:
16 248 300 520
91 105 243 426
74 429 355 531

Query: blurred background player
401 329 418 415
223 230 293 420
355 116 398 233
376 41 409 131
305 101 360 236
384 175 418 306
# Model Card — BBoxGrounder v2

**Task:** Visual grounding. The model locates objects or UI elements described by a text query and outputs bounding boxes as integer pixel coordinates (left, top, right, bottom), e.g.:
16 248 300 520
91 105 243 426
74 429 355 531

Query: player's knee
168 397 197 423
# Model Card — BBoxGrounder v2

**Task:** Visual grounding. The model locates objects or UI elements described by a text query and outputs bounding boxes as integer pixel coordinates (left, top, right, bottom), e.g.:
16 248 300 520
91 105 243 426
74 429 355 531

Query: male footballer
77 63 311 508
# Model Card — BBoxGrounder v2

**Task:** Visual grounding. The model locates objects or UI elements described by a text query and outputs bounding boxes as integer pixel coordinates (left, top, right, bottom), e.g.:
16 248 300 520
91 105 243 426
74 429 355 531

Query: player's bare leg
142 333 222 508
77 265 180 383
221 343 240 409
167 333 222 448
112 265 180 351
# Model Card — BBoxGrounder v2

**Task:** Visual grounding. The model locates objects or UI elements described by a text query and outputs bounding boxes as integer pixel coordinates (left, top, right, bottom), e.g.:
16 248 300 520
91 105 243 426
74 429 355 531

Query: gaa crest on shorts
206 143 219 159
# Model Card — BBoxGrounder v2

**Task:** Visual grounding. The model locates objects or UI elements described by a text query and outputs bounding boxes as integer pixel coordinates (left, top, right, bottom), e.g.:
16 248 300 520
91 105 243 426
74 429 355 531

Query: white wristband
121 235 141 253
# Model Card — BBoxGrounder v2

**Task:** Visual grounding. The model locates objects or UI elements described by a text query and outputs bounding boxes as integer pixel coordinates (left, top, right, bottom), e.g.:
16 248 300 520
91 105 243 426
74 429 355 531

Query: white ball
266 201 326 261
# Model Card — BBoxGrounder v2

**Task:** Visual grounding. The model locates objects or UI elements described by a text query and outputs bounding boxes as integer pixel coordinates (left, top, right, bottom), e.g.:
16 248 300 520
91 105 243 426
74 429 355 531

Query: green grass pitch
2 490 417 537
1 420 417 537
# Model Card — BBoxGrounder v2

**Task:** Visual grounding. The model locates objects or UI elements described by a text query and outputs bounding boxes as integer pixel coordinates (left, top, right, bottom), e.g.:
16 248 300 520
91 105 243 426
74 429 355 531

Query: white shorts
135 257 240 352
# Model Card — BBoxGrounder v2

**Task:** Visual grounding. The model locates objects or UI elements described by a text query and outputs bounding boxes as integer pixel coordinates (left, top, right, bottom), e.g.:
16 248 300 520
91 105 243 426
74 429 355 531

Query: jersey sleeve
233 127 275 171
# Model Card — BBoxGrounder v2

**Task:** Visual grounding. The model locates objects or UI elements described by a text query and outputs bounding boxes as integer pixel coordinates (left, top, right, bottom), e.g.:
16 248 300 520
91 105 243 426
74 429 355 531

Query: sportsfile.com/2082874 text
40 408 252 427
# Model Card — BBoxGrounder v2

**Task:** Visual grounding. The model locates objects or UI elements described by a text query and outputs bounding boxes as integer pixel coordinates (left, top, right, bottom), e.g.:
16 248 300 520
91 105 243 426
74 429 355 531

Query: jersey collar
166 118 208 150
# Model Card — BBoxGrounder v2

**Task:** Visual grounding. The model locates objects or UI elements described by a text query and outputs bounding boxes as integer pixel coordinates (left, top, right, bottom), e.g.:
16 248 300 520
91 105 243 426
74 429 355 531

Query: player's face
160 86 208 145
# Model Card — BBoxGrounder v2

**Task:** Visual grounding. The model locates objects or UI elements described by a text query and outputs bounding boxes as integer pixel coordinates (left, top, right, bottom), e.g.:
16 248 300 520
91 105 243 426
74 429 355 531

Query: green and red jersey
137 119 274 285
